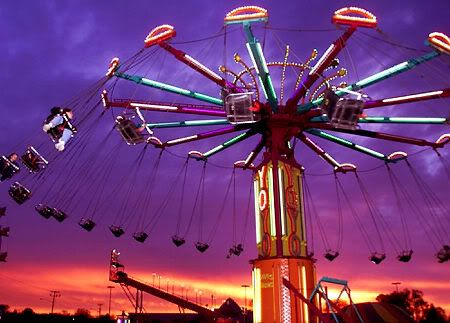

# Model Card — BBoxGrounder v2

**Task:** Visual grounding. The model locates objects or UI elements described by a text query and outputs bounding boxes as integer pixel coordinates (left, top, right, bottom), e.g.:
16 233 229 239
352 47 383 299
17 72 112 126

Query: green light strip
244 23 278 112
203 131 254 158
147 119 229 129
115 72 223 106
307 129 386 160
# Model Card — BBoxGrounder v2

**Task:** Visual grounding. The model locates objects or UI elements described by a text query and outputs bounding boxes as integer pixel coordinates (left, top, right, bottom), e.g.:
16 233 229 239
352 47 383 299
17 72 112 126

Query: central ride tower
251 127 316 323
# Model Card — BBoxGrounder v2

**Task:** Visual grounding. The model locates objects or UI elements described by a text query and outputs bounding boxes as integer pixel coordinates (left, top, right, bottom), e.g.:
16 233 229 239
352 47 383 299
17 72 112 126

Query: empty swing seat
79 218 96 232
21 146 48 173
8 182 31 204
115 116 145 145
370 252 386 265
195 242 209 253
0 226 10 237
172 235 186 247
224 92 260 124
0 156 20 182
35 204 54 219
0 252 7 262
330 99 364 130
109 225 125 238
397 250 413 262
436 245 450 263
324 250 340 261
133 231 148 243
52 208 68 222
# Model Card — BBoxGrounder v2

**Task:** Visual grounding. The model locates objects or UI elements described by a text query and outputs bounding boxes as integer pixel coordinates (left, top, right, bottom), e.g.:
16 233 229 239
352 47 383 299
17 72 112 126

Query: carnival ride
1 4 449 322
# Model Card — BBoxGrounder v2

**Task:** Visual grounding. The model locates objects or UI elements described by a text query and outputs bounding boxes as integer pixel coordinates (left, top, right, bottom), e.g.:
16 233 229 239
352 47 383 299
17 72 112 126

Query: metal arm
243 22 278 111
115 72 223 106
298 51 441 112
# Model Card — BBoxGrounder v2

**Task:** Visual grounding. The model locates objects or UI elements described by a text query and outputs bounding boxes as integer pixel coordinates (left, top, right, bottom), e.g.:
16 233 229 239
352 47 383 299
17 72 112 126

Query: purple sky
0 0 449 315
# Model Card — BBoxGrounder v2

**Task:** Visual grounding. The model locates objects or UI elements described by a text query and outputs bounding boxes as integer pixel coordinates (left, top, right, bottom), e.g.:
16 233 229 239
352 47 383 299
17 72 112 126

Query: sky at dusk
0 0 449 317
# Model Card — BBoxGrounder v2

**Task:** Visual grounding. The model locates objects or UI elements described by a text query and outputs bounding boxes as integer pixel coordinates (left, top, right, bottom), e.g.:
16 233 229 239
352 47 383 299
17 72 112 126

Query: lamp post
49 291 61 314
241 284 250 323
392 282 401 293
107 286 115 316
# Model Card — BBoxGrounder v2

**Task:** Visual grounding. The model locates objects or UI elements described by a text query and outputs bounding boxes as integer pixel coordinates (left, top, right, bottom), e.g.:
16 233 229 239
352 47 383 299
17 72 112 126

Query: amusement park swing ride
1 5 449 322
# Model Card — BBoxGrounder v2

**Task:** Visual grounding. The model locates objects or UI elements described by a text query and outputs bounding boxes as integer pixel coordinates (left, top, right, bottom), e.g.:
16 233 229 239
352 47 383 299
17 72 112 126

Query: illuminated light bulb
335 163 357 173
144 24 176 47
234 53 241 62
105 57 120 77
387 151 408 161
101 90 109 107
147 137 163 147
427 32 450 54
219 65 227 73
224 6 268 22
233 160 254 169
188 150 206 160
338 68 347 77
436 133 450 145
332 7 377 28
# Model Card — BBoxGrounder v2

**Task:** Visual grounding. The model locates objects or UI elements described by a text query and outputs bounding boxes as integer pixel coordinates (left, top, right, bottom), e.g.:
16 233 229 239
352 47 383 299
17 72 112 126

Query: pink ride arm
312 123 444 148
158 42 242 92
286 27 356 110
164 125 250 147
106 98 226 117
363 88 450 109
297 132 341 168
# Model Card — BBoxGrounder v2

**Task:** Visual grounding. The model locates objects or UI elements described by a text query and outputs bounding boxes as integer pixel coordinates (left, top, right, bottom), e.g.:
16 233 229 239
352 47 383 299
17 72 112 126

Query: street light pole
49 291 61 314
107 286 115 316
392 282 401 293
241 284 250 323
97 303 103 317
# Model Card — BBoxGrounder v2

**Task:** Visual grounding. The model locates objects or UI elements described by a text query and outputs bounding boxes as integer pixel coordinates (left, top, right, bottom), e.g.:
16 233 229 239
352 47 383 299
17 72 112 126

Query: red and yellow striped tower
251 149 317 323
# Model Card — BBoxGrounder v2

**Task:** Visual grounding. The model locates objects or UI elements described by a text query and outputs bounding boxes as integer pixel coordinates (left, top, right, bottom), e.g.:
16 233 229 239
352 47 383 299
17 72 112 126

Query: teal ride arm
243 23 278 111
146 119 230 129
115 72 223 106
306 129 387 160
298 51 441 112
203 129 257 158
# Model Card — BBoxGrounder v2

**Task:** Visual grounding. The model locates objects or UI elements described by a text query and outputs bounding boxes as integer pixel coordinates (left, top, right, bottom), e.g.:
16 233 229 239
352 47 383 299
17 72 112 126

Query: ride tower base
252 257 317 323
252 154 318 323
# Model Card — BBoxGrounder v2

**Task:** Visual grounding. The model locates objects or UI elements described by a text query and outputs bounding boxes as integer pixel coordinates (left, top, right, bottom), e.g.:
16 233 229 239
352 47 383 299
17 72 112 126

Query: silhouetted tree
22 307 35 316
376 288 448 322
75 308 91 318
376 289 412 316
420 304 448 323
330 299 349 311
0 304 9 313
